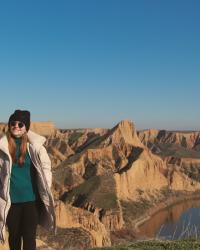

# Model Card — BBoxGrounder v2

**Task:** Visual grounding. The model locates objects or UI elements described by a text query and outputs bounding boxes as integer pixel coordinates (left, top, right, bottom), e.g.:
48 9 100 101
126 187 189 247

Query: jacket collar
27 130 46 148
0 130 46 155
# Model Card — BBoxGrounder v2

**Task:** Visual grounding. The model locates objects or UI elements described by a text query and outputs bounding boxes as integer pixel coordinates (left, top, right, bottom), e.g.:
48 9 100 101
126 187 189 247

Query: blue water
158 206 200 240
138 199 200 240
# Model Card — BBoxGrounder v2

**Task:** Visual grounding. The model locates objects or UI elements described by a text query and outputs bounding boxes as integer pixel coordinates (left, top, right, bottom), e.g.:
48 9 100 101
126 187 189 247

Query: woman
0 110 56 250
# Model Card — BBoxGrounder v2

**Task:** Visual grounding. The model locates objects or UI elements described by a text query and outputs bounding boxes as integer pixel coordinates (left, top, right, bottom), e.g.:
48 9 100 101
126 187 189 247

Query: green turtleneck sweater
10 137 38 203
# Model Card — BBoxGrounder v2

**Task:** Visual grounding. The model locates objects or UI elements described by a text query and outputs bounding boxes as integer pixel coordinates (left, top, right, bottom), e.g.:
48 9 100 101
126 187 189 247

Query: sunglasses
10 121 25 128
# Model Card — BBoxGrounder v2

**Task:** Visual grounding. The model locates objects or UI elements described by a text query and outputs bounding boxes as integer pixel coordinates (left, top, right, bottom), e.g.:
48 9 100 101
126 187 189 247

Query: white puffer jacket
0 130 57 244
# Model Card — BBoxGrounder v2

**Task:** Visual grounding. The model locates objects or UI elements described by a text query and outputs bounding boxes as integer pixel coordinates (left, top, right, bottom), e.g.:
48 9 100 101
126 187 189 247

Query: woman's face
9 121 26 138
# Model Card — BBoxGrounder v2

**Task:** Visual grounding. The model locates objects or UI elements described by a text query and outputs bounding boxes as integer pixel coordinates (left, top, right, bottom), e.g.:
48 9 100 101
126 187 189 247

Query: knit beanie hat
8 110 31 131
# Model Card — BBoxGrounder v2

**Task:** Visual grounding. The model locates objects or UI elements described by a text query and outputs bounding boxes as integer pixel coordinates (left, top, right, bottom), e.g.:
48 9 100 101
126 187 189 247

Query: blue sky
0 0 199 130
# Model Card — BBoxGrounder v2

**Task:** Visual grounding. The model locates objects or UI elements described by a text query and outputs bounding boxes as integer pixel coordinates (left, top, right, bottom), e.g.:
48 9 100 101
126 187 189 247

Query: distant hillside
138 129 200 158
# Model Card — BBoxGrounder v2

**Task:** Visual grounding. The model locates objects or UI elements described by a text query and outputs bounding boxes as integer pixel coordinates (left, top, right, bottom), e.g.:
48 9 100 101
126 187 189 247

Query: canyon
0 120 200 249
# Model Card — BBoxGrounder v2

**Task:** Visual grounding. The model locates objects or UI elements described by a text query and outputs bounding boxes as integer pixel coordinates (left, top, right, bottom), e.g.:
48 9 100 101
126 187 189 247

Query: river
138 198 200 240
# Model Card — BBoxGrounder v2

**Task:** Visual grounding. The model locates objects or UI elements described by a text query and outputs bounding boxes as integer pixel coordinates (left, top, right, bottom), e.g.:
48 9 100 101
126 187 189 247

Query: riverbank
110 190 200 246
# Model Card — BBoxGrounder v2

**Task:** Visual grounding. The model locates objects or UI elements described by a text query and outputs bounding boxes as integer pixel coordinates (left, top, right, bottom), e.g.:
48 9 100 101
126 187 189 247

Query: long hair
6 130 28 166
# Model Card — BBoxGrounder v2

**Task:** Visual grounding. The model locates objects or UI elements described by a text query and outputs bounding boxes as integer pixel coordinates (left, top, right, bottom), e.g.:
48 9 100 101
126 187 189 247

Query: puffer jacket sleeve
38 146 52 189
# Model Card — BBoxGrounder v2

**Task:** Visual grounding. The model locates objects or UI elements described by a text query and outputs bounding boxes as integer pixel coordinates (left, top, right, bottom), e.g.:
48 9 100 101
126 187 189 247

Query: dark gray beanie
8 110 31 131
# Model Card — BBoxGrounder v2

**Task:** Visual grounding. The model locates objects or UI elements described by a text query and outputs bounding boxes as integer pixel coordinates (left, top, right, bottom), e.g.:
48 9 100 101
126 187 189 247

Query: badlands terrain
0 120 200 249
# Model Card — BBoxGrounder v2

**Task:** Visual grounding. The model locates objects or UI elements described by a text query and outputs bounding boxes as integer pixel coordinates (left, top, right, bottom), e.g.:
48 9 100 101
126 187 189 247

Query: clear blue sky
0 0 199 130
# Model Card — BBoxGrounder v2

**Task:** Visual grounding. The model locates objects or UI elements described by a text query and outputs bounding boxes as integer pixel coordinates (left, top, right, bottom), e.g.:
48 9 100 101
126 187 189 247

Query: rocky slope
138 129 200 148
30 121 56 136
138 129 200 189
0 123 6 135
138 129 200 157
45 127 108 168
50 120 200 248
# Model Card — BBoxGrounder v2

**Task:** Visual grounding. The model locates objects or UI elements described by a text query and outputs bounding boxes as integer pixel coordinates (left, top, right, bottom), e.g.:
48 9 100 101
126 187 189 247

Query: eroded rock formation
1 119 200 249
